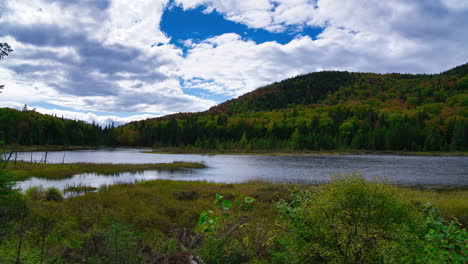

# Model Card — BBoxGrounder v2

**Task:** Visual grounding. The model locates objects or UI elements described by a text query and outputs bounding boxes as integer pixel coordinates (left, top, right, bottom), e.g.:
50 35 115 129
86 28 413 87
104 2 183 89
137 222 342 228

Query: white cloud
30 109 158 127
102 0 169 48
177 0 468 97
0 0 215 120
2 102 159 126
174 0 321 32
1 0 467 125
440 0 468 11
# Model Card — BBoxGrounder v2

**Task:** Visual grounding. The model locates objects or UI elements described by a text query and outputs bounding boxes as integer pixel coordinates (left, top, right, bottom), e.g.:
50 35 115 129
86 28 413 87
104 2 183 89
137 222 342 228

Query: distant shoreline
146 148 468 156
2 145 466 156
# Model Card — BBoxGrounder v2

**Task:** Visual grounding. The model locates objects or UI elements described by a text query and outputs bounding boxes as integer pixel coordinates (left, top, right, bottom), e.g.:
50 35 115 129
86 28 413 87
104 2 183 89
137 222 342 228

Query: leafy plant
422 203 467 264
198 194 255 264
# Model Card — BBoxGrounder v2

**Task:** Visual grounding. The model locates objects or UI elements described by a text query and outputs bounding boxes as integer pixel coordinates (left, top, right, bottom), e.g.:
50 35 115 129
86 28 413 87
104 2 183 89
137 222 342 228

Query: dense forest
1 63 467 151
0 108 115 146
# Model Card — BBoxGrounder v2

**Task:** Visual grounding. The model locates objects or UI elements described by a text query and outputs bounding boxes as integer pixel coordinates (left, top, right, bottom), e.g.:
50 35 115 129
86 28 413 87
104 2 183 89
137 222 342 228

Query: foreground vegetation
0 174 466 263
6 161 206 181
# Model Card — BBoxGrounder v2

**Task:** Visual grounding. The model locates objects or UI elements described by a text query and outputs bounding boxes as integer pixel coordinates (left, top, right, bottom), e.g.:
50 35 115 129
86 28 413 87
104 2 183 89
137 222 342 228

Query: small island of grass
7 161 206 181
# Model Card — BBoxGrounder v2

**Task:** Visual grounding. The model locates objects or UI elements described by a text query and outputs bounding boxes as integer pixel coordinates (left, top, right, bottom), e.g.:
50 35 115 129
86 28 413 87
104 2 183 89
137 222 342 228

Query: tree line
1 65 467 151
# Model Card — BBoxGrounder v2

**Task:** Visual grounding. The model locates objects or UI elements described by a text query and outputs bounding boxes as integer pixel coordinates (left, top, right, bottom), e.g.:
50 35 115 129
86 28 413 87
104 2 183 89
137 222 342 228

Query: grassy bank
147 147 468 156
1 178 466 263
7 161 206 181
65 180 468 225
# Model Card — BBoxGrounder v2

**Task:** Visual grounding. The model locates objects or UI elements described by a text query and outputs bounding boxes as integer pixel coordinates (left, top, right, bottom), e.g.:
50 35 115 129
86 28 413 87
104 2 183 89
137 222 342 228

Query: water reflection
15 148 468 192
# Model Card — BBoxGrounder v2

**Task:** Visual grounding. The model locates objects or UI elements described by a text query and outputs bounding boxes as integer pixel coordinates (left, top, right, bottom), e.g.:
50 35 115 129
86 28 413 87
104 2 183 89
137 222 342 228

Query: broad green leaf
222 200 232 210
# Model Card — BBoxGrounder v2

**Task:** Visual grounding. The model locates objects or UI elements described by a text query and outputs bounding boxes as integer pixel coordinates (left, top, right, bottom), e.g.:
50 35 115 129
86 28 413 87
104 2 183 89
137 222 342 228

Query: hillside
1 63 467 151
207 63 468 115
115 64 467 151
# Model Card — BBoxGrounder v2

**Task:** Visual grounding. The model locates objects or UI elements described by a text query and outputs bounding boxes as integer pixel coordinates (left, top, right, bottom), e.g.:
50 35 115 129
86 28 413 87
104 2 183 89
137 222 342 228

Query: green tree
290 128 305 150
103 217 139 264
451 119 467 150
239 131 249 149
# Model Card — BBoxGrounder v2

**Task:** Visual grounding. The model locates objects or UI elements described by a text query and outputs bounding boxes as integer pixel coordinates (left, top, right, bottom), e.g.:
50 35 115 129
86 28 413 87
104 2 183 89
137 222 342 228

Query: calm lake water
15 148 468 191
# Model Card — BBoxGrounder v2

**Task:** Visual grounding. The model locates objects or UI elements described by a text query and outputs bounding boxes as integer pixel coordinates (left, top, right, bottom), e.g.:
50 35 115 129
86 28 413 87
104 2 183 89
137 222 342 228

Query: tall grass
8 161 206 180
1 177 466 263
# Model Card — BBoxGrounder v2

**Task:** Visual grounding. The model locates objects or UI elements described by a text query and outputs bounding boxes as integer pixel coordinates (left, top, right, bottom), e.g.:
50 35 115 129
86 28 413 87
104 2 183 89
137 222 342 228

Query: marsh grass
8 161 207 180
62 179 468 230
397 187 468 223
1 177 466 263
64 184 98 194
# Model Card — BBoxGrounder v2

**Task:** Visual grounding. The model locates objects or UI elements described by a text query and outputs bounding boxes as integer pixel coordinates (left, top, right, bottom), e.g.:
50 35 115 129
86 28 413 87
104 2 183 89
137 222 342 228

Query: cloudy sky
1 0 467 126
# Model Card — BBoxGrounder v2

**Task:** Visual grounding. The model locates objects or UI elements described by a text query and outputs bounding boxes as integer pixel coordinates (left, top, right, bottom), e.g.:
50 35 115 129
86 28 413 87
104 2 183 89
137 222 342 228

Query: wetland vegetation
0 174 466 263
6 161 206 181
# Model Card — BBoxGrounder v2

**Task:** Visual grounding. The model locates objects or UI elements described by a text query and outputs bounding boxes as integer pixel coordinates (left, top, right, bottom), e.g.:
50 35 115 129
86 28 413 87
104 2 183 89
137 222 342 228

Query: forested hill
441 63 468 77
207 63 468 115
1 63 467 151
206 71 355 115
116 63 467 151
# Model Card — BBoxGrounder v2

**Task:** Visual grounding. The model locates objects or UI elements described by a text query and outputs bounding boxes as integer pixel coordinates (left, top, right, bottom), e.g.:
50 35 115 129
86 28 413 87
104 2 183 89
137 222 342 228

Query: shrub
25 186 45 200
272 175 424 264
45 187 64 202
173 190 199 201
421 203 467 264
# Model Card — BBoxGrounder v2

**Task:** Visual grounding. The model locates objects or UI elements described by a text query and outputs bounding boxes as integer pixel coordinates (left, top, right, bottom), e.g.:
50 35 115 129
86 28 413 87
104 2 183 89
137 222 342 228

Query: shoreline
1 145 466 156
146 148 468 156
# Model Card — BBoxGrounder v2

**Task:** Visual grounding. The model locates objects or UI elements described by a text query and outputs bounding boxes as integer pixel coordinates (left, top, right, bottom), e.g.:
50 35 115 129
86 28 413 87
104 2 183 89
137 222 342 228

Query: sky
0 0 467 126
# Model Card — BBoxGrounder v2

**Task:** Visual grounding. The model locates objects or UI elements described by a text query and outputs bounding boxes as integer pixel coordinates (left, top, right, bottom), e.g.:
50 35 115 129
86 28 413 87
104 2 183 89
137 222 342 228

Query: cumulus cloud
178 0 468 96
174 0 321 32
1 0 467 125
0 0 214 120
3 101 159 126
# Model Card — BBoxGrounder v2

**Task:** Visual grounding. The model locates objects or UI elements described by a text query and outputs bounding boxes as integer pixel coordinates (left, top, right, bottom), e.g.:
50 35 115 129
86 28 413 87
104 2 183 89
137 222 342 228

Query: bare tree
0 43 12 93
0 42 12 60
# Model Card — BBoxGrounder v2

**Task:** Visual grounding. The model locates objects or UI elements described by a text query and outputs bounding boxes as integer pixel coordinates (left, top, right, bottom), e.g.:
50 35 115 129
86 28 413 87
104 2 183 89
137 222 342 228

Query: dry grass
396 187 468 223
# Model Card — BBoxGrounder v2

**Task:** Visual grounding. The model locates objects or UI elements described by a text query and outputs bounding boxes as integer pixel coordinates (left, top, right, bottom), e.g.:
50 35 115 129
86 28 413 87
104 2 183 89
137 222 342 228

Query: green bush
173 190 199 201
45 187 63 202
422 203 467 263
25 186 45 200
272 175 424 263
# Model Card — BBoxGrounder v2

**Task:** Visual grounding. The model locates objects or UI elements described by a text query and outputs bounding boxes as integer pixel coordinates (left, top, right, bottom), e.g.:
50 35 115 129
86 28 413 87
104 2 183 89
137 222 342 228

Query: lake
14 148 468 191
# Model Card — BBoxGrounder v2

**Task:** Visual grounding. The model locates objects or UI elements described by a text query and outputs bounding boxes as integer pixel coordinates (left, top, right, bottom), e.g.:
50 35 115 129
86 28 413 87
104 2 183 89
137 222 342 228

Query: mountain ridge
1 63 467 151
137 63 468 122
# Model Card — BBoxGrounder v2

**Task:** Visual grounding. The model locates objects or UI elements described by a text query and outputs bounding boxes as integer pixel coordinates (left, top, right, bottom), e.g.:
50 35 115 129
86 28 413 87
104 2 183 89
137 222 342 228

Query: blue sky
0 0 467 126
161 5 323 47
